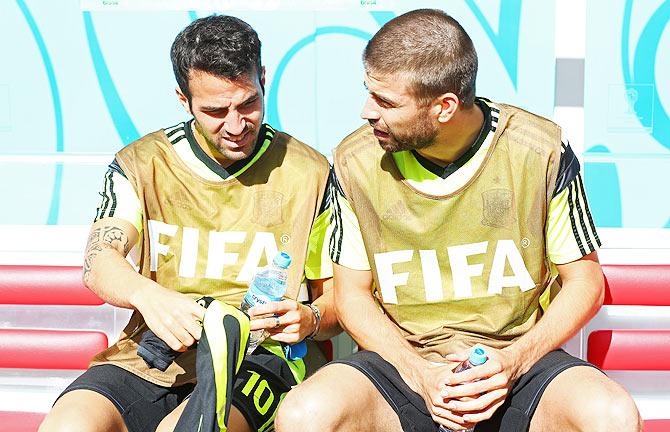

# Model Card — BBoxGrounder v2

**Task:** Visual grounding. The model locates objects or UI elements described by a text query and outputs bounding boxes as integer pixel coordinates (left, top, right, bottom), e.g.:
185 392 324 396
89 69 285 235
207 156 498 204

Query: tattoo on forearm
83 226 130 283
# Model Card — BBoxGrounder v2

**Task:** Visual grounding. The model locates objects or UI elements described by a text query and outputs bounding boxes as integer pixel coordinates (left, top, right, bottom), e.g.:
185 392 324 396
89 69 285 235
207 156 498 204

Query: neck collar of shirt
184 121 270 180
411 98 492 179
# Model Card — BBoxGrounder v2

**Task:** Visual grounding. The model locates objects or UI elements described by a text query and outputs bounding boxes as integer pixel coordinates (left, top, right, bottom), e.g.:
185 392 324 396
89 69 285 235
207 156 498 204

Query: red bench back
0 265 107 369
0 265 103 305
587 264 670 371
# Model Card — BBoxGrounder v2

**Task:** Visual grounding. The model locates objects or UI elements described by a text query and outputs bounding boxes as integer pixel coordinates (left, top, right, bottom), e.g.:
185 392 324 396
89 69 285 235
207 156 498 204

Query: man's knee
586 388 643 432
562 378 642 432
275 383 336 432
39 410 103 432
534 366 643 432
39 390 126 432
276 363 390 432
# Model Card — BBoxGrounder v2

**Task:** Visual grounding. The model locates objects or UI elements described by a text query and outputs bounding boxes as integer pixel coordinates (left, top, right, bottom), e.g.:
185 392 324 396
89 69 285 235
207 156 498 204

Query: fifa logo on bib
373 240 535 304
147 220 281 282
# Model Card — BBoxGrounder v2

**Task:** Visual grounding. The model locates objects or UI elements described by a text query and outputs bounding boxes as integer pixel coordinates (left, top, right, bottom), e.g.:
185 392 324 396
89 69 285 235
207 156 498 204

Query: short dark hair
171 15 261 101
363 9 478 107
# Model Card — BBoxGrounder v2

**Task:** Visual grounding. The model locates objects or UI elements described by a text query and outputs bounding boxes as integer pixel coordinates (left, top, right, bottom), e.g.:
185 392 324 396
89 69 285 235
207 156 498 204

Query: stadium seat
0 265 330 431
0 411 46 432
644 419 670 432
0 265 103 306
0 328 107 370
1 264 667 430
0 265 107 431
588 265 670 431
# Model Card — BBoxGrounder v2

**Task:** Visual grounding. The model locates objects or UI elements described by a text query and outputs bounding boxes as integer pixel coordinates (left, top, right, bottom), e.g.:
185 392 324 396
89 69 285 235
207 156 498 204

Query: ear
434 93 460 124
176 86 191 114
259 66 266 94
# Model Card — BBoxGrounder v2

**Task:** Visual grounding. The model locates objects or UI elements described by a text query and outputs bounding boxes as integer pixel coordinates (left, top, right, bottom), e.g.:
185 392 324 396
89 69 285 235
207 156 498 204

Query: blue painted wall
2 1 558 225
584 0 670 229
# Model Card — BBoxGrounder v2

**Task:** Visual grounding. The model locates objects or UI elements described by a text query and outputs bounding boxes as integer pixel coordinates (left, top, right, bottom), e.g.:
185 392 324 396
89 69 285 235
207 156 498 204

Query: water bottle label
248 275 285 302
244 290 272 307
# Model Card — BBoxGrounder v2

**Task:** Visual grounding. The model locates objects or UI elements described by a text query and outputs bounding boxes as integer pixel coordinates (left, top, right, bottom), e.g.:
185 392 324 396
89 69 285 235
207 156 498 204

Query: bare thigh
155 399 251 432
39 389 128 432
529 366 642 432
277 363 403 432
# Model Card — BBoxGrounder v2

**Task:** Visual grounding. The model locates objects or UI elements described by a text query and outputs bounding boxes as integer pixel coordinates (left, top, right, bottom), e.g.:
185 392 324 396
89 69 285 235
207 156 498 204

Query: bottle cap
273 252 292 269
284 340 307 360
469 347 487 366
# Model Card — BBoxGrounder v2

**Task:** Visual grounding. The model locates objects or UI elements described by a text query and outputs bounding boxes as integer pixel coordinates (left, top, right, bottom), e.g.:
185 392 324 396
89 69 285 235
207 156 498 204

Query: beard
372 114 438 153
196 121 260 162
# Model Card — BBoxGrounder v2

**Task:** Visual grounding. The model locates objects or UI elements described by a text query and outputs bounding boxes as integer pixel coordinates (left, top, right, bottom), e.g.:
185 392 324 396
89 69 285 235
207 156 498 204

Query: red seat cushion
0 329 107 369
319 339 333 362
644 419 670 432
587 330 670 370
0 265 103 306
602 265 670 306
0 411 46 432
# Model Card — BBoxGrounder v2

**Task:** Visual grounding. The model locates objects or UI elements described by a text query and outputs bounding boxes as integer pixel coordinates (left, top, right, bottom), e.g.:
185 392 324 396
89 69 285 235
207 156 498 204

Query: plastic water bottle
240 252 306 360
438 347 488 432
452 346 487 374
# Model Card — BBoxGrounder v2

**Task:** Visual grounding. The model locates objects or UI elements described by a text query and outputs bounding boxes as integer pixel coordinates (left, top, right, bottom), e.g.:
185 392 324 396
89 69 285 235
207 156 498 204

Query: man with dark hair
277 9 642 432
39 15 339 432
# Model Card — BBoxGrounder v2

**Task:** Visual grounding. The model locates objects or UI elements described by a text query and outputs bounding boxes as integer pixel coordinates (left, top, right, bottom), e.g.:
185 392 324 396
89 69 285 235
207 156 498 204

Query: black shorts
57 346 298 432
333 349 600 432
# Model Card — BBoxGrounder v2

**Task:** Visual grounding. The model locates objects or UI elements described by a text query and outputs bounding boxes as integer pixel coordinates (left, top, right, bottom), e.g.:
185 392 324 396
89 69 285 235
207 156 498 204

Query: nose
224 111 246 136
361 95 380 121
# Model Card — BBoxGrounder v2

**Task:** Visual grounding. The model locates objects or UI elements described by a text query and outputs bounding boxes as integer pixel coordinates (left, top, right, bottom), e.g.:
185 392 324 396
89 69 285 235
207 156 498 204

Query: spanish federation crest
252 190 284 227
481 188 516 228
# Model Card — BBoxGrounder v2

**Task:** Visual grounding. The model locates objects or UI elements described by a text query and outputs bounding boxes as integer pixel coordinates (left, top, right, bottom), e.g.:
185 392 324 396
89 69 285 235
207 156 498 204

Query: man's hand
403 361 476 431
439 346 523 425
130 282 206 352
248 299 316 344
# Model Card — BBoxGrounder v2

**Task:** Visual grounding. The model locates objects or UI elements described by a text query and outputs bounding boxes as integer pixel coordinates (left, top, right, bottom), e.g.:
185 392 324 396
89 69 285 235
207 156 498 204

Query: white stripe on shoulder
164 122 184 134
487 101 501 113
329 183 344 263
97 170 124 219
487 101 500 131
165 123 187 144
96 169 112 220
574 177 600 252
167 129 186 143
95 170 143 231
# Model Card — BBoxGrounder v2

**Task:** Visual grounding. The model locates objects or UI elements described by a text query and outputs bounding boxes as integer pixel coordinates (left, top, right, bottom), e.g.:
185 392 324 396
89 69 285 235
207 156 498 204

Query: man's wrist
128 285 145 310
503 342 539 378
129 280 156 311
306 303 321 339
400 357 433 394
